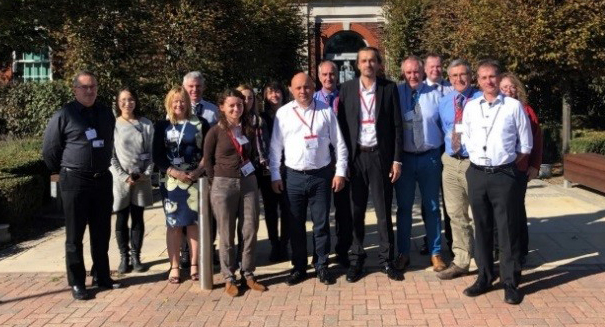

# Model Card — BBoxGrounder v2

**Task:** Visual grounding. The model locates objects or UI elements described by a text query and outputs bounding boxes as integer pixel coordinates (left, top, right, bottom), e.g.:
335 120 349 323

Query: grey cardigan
110 117 154 211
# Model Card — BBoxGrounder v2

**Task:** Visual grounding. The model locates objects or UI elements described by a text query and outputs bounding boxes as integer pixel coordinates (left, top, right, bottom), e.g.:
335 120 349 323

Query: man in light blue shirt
436 59 482 280
183 71 218 126
424 53 454 97
394 55 445 272
313 60 339 112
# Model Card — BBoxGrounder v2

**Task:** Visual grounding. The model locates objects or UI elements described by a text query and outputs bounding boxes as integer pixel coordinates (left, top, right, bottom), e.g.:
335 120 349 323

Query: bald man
269 72 349 286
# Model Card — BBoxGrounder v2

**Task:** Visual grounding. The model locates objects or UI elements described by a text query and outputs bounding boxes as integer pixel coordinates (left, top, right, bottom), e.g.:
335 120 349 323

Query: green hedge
0 137 48 226
0 81 72 137
570 130 605 156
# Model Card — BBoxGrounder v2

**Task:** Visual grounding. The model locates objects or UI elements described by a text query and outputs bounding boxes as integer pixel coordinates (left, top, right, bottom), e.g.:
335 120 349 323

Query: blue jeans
395 148 443 256
284 166 332 271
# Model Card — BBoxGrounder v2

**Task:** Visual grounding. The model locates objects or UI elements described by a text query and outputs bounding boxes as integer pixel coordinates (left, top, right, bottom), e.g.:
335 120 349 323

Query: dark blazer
337 77 403 175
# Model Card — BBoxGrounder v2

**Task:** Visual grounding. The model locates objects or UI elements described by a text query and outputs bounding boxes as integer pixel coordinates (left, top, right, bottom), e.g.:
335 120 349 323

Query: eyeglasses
76 85 97 91
119 99 136 104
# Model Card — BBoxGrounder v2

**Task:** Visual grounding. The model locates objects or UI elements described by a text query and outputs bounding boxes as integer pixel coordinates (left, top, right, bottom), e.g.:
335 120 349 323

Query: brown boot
225 280 239 297
436 263 468 280
431 255 446 272
246 278 267 292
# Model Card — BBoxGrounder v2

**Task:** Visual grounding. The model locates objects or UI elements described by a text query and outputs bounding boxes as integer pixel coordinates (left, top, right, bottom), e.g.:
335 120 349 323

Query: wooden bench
564 153 605 193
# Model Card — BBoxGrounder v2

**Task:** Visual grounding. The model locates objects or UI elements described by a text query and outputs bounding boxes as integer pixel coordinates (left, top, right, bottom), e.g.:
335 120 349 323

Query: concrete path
0 179 604 326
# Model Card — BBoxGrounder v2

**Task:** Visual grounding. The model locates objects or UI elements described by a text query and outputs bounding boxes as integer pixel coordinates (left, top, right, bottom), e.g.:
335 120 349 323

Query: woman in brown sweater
204 89 266 297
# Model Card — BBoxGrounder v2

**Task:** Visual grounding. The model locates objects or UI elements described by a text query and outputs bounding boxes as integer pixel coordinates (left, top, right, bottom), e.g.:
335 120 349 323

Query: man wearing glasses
43 71 121 300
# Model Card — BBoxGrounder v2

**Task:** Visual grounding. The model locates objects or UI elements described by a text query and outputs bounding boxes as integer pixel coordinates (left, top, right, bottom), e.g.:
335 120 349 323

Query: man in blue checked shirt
436 59 482 280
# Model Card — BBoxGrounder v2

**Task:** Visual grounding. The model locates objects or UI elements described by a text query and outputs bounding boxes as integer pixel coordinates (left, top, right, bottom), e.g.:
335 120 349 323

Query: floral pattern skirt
160 175 199 227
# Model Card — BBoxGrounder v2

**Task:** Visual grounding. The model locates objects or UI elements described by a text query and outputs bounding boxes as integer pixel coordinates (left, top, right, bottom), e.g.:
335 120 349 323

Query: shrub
0 137 48 226
569 130 605 156
0 81 72 137
542 123 562 164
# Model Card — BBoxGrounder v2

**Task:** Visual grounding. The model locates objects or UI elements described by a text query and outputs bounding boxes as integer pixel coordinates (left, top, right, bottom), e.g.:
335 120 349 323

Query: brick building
301 0 385 85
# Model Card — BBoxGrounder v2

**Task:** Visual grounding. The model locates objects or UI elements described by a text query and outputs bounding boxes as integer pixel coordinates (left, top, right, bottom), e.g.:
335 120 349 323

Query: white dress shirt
269 99 348 181
462 94 532 166
358 79 378 147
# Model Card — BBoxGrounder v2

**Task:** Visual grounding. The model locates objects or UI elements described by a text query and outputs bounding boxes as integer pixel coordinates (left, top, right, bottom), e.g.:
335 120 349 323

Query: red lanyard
358 90 375 118
227 128 246 161
292 100 317 135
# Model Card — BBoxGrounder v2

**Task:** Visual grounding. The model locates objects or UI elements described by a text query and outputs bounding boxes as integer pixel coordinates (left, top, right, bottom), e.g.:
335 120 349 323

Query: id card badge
92 139 104 148
304 135 319 149
478 157 492 166
172 157 184 165
85 128 97 140
454 123 465 134
236 135 249 145
167 128 179 142
404 111 414 121
139 153 151 161
361 120 376 135
240 160 255 177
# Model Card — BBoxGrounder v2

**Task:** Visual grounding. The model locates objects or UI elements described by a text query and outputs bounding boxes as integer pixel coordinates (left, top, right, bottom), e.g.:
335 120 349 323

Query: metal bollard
199 177 213 289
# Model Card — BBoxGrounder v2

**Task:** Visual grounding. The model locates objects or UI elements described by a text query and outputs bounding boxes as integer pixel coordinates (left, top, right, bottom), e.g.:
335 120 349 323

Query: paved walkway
0 180 604 326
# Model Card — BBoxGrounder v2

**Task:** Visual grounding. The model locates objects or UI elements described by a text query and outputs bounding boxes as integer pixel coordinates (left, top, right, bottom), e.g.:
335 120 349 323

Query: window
12 50 52 82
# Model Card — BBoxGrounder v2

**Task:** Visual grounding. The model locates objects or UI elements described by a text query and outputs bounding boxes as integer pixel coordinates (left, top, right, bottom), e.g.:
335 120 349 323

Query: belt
359 145 379 152
287 165 329 175
470 162 514 174
404 148 437 156
63 167 110 178
450 154 469 160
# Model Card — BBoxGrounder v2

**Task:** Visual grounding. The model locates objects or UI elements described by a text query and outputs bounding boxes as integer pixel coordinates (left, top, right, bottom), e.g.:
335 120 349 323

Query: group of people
42 46 541 305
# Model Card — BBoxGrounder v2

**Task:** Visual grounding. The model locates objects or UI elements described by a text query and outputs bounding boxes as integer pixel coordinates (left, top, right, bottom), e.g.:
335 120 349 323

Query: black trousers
60 168 113 287
519 174 530 257
349 150 395 266
333 180 352 257
257 172 290 249
284 166 332 271
467 164 522 287
115 204 144 255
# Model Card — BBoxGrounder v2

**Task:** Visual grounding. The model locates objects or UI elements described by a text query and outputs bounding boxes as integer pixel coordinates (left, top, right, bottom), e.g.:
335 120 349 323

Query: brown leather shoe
436 263 468 280
246 279 267 292
225 281 239 297
431 255 446 272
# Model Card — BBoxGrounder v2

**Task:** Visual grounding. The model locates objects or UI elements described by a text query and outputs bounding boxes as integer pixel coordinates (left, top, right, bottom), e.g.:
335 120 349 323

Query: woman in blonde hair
153 86 209 283
499 73 543 264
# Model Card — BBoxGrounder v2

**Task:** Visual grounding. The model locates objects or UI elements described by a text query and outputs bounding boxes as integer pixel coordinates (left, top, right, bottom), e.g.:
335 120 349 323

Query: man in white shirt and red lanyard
461 59 532 305
270 72 348 286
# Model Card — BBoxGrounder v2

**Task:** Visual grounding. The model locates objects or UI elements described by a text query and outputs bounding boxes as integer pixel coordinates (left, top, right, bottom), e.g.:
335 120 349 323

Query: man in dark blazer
337 47 404 282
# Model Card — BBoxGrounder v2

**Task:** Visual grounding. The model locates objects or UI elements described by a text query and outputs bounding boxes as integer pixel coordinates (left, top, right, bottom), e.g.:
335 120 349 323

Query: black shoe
335 253 350 268
381 263 403 281
131 254 145 272
463 280 492 297
503 284 522 304
285 270 307 286
93 277 123 290
419 243 429 255
316 267 334 285
71 285 87 300
345 264 363 283
117 254 131 274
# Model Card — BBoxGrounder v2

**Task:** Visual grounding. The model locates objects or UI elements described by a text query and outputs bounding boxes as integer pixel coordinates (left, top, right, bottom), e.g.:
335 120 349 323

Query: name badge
92 139 104 148
85 128 97 140
404 111 414 121
454 123 465 134
139 153 151 161
172 157 184 165
304 135 318 149
167 129 179 142
236 135 249 145
362 123 375 135
478 157 492 166
240 160 255 177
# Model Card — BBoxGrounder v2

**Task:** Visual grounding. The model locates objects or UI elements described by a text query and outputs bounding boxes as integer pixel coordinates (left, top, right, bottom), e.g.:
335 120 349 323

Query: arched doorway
324 31 367 83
